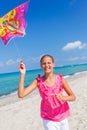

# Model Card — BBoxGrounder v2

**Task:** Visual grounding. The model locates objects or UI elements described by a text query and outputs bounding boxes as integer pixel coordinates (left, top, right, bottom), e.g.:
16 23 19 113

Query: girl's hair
40 54 54 63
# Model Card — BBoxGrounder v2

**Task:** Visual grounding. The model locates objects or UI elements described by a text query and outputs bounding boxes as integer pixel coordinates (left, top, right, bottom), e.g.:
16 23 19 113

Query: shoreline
0 71 87 130
0 70 87 99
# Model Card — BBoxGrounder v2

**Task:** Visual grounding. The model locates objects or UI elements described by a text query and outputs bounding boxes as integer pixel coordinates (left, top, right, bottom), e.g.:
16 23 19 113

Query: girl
18 54 76 130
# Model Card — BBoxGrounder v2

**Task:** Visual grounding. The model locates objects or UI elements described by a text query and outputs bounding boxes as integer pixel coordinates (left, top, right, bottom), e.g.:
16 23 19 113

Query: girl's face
41 56 55 74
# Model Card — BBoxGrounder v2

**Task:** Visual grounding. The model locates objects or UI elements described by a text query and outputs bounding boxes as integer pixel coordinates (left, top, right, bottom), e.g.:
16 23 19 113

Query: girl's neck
43 73 56 87
44 73 54 80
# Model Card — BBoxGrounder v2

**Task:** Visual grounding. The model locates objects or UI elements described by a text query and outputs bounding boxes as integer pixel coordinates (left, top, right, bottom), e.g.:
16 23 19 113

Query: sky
0 0 87 73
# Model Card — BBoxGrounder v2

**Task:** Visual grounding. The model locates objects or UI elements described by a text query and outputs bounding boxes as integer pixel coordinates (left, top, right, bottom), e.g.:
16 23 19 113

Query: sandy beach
0 71 87 130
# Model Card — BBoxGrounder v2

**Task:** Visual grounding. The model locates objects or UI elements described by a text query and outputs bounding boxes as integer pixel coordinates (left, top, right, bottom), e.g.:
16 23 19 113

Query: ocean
0 63 87 97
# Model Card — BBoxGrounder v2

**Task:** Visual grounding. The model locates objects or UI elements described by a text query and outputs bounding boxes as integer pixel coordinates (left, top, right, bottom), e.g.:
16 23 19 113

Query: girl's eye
42 62 51 65
41 63 45 65
48 62 51 64
41 62 44 65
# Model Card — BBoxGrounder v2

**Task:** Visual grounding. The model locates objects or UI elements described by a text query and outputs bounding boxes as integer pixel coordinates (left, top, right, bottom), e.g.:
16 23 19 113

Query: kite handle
20 61 24 69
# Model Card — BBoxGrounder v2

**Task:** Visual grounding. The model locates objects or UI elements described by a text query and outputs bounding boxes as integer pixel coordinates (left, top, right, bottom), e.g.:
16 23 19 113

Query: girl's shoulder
56 74 64 85
37 74 43 82
56 73 63 79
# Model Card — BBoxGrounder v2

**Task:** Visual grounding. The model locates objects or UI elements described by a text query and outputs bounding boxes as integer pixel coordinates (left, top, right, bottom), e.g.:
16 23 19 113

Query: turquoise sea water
0 63 87 97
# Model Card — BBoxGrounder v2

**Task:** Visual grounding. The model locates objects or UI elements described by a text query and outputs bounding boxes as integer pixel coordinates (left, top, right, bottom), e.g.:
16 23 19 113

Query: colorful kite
0 1 29 45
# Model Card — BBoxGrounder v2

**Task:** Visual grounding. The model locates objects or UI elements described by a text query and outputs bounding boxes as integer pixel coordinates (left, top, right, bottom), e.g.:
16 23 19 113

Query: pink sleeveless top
37 74 70 121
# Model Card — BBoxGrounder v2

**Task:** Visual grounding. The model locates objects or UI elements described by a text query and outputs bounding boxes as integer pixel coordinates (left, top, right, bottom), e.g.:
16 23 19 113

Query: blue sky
0 0 87 73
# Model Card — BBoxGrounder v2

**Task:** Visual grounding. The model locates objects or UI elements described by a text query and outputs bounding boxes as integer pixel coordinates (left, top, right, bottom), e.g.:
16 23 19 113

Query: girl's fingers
55 94 62 100
20 63 24 69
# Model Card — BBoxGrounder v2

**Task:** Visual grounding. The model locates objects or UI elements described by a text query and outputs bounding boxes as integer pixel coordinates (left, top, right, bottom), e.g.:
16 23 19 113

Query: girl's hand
55 94 66 101
19 62 26 74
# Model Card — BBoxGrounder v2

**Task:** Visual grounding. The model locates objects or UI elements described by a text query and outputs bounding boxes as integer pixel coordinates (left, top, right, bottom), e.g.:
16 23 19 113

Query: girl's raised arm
18 62 37 98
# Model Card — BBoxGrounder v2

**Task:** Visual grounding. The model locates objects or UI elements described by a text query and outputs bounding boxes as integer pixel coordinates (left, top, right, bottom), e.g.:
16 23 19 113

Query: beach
0 71 87 130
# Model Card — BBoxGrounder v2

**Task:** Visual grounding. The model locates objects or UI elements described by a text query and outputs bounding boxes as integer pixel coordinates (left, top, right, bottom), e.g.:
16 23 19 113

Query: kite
0 1 29 45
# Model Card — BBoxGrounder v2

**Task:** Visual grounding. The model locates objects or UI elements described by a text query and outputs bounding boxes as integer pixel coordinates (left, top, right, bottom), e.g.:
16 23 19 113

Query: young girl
18 54 76 130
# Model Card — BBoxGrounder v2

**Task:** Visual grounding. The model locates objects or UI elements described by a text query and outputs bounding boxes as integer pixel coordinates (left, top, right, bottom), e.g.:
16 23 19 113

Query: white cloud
6 59 15 65
26 55 42 63
80 56 87 60
68 56 87 61
62 41 87 51
16 58 22 63
30 56 40 63
5 58 23 66
68 57 79 61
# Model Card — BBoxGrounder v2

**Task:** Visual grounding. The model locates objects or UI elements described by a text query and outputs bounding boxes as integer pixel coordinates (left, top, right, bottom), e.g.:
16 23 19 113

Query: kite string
13 39 22 62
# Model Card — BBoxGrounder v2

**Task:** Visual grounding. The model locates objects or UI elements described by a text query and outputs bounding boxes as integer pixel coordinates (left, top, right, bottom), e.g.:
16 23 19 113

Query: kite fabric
0 1 29 45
